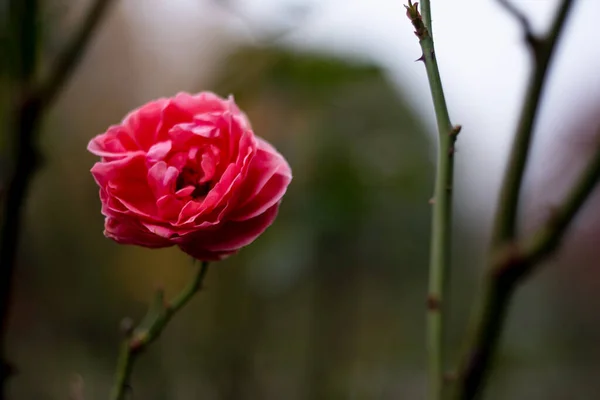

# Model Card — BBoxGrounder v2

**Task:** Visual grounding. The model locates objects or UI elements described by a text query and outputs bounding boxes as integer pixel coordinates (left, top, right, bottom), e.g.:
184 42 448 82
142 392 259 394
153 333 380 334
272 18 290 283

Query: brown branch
451 0 579 398
38 0 118 107
0 0 117 396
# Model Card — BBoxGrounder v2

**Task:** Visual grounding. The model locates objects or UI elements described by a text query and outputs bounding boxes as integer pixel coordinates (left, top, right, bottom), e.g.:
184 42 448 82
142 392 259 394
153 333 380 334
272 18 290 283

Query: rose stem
0 0 116 394
451 0 579 398
109 261 210 400
405 2 459 399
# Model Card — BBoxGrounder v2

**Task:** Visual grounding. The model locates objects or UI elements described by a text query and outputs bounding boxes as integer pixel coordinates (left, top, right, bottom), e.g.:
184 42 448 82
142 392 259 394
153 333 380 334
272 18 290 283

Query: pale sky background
118 0 600 232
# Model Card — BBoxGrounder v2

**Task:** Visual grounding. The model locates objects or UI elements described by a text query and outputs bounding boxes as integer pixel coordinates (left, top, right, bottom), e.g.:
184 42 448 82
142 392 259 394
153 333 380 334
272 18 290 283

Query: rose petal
230 171 291 221
92 154 158 219
147 140 173 163
229 140 292 220
122 98 170 150
105 216 172 248
178 203 279 257
87 126 140 160
147 162 178 199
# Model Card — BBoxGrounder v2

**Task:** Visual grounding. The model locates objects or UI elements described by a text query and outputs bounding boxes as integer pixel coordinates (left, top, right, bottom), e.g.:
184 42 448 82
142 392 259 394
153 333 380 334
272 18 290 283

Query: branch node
119 317 135 337
498 0 533 37
427 294 442 311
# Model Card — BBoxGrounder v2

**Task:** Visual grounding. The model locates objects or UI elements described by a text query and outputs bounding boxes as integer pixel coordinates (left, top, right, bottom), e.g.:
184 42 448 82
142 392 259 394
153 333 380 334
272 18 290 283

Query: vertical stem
425 43 456 400
420 0 432 35
406 2 458 399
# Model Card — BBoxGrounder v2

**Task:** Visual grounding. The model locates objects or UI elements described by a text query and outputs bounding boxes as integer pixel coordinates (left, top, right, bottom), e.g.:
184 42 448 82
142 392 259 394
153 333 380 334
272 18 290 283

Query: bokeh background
2 0 600 399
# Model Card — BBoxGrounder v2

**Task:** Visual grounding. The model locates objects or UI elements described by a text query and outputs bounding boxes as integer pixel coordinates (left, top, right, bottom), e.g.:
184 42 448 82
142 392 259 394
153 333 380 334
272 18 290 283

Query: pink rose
88 92 292 261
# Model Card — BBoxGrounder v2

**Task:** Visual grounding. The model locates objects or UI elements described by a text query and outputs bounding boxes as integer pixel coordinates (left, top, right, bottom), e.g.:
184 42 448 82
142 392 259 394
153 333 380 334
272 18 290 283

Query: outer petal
229 138 292 221
173 92 233 116
91 154 157 219
87 125 140 160
104 216 173 248
122 98 170 150
178 203 279 259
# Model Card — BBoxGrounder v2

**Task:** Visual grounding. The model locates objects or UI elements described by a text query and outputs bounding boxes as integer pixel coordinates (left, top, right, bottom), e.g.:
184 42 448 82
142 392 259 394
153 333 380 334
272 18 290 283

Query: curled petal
87 126 139 160
122 98 170 150
230 139 292 221
178 203 279 258
105 216 173 248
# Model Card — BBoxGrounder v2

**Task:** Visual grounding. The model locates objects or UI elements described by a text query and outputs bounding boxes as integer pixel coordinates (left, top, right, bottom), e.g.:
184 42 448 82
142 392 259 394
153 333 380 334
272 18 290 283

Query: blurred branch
212 0 312 45
0 0 117 396
0 1 42 393
405 2 459 400
110 261 210 400
37 0 117 107
492 0 575 245
454 134 600 400
497 0 536 45
452 1 578 398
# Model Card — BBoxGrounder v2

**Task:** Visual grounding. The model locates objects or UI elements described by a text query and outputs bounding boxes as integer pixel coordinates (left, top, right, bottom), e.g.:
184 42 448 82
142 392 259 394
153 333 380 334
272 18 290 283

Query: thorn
448 146 456 156
415 54 425 62
450 125 462 136
427 294 441 311
429 197 436 205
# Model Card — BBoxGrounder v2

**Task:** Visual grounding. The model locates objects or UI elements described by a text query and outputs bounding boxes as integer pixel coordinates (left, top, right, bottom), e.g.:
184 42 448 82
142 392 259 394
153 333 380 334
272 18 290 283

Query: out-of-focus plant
0 1 117 397
405 0 598 399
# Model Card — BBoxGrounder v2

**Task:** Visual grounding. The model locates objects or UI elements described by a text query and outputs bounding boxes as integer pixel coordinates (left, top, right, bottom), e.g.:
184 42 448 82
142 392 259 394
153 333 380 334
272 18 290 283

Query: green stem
420 0 432 35
109 261 210 400
406 3 458 399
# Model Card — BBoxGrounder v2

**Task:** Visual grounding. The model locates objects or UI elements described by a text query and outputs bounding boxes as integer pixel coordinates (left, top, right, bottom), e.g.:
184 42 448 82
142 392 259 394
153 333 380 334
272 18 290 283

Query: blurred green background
3 1 600 399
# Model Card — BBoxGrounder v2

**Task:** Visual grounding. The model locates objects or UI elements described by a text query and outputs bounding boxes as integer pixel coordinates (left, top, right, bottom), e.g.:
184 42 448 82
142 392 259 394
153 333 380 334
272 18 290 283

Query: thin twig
109 262 210 400
497 0 537 45
452 1 578 398
492 0 575 246
406 2 459 399
38 0 118 106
